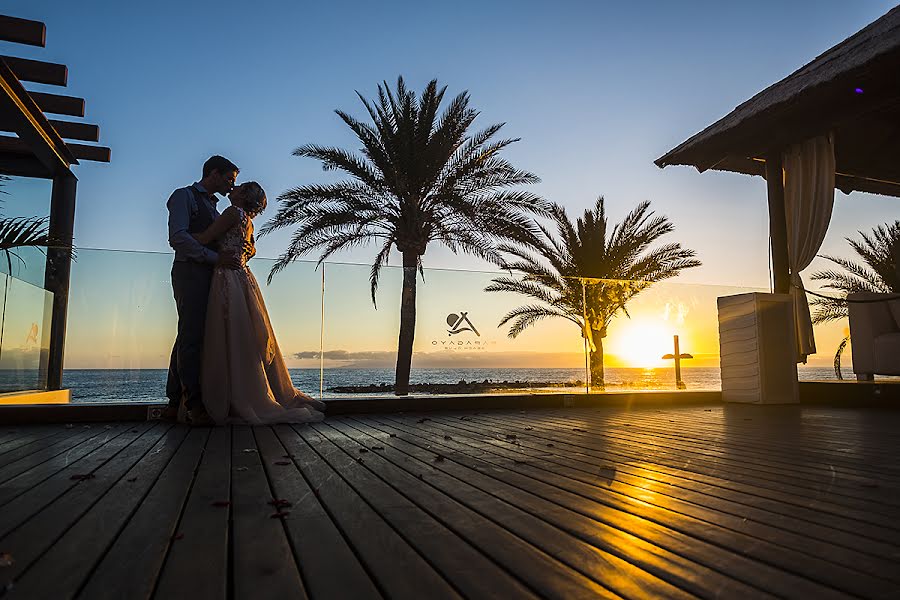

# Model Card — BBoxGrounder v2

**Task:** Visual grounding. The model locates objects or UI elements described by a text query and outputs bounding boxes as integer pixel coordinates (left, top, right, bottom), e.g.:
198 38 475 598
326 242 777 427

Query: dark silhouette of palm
486 197 700 387
0 175 63 273
810 221 900 323
810 221 900 378
260 77 546 395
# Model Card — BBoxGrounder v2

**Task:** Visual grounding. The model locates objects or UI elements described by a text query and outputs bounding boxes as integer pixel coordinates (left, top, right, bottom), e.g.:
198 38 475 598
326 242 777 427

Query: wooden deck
0 404 898 599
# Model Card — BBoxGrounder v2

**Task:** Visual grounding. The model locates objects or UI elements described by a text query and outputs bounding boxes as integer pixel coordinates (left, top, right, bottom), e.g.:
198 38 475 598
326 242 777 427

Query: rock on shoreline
327 380 583 394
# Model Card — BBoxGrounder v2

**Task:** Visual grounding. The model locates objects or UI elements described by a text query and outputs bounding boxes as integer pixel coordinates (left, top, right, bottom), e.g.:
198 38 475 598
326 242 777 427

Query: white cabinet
717 293 799 404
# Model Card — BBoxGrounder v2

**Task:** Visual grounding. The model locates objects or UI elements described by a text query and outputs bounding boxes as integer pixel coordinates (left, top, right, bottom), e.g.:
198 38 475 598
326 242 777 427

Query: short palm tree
0 175 61 273
486 197 701 387
810 220 900 377
261 77 546 395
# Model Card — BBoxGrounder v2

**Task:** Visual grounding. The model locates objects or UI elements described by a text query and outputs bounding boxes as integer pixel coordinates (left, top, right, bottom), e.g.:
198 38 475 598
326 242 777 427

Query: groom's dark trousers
166 262 213 411
166 183 219 412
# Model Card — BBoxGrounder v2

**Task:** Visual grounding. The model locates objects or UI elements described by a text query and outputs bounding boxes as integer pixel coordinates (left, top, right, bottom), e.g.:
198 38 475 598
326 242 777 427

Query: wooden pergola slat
1 55 67 86
66 142 110 163
0 135 109 163
0 118 99 142
0 15 45 47
28 91 85 118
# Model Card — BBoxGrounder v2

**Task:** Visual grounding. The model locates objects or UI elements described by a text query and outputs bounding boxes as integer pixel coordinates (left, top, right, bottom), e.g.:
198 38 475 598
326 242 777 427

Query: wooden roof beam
1 56 67 86
28 91 85 117
0 15 46 47
0 117 99 142
0 135 109 164
67 142 110 163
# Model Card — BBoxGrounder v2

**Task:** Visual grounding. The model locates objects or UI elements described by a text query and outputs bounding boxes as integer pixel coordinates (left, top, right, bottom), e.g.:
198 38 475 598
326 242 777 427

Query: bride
192 181 325 425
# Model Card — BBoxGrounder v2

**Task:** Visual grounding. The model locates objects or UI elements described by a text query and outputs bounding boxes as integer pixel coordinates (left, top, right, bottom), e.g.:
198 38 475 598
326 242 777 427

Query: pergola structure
0 14 110 391
656 6 900 296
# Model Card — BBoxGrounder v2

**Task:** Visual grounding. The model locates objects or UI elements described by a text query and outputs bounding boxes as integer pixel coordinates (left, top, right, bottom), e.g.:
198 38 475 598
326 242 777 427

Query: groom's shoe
186 407 215 427
159 405 179 422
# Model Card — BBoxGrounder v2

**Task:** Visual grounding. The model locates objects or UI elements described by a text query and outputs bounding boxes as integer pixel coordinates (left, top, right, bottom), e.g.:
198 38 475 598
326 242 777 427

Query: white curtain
782 133 835 363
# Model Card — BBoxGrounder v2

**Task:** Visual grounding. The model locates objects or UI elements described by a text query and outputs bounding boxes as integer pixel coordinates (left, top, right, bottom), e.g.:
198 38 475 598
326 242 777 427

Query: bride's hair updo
242 182 267 218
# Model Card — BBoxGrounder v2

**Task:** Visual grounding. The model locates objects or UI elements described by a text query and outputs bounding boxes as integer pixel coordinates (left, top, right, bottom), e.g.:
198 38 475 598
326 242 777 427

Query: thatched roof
656 5 900 197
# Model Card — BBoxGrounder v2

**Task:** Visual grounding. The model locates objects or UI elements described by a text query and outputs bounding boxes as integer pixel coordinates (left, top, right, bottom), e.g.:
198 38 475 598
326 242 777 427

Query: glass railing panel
65 249 176 402
0 175 53 288
319 261 590 399
0 274 53 392
576 278 765 392
245 256 325 399
64 249 325 404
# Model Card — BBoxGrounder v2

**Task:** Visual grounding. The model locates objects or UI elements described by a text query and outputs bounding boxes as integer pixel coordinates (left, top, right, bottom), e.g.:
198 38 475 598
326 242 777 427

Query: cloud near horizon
292 350 394 361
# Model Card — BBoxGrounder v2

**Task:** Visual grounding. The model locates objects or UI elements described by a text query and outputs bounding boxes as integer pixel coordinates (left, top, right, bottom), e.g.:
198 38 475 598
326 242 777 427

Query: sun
607 320 673 368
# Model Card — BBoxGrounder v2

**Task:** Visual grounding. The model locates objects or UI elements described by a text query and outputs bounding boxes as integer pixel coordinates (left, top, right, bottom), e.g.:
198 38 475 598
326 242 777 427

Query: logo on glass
446 312 480 337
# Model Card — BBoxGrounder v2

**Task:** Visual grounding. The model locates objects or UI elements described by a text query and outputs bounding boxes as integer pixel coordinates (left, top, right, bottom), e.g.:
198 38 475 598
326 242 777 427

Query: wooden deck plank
0 423 154 536
281 424 462 600
321 419 636 599
568 408 900 490
521 410 900 507
363 414 851 600
625 407 900 464
76 427 208 600
0 424 137 508
0 425 125 485
407 412 899 597
565 406 900 483
0 426 75 464
0 405 897 600
488 411 900 547
310 421 549 600
154 427 230 600
346 416 755 600
428 412 900 566
259 425 382 600
0 423 167 592
519 408 900 524
367 412 882 600
7 426 192 599
470 411 900 544
231 426 306 600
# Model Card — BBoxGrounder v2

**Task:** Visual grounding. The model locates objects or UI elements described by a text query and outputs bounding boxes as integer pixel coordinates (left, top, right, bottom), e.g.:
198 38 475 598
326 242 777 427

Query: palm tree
261 77 546 395
486 197 701 387
0 175 63 274
809 220 900 378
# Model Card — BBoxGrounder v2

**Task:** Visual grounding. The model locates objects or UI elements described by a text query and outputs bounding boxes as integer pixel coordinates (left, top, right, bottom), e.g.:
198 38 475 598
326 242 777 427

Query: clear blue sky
3 0 898 289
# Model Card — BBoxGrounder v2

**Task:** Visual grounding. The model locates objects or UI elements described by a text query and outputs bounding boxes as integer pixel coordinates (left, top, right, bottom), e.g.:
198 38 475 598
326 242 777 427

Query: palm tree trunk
394 251 418 395
589 330 605 389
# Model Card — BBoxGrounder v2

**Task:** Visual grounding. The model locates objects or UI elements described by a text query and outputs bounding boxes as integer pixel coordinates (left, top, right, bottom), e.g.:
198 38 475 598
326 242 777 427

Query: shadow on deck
0 404 898 598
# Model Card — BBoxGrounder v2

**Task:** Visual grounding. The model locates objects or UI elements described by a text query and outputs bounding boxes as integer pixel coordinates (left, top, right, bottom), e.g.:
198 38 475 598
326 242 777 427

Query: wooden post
43 173 76 390
662 335 692 390
765 153 791 294
673 335 683 388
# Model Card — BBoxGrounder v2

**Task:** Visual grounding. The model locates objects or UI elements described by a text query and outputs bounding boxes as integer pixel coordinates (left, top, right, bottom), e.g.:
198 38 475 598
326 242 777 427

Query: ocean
54 366 848 404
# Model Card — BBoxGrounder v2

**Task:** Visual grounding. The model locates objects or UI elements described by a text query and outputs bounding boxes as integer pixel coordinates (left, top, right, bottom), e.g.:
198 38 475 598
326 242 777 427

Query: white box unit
717 293 799 404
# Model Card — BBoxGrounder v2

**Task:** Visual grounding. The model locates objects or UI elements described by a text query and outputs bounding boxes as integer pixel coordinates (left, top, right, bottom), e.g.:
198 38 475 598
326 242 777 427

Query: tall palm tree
810 220 900 377
261 77 546 395
486 197 701 387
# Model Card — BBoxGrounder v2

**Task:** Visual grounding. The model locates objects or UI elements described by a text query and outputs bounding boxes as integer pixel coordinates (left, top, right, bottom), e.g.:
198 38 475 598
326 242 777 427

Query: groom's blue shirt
167 182 220 264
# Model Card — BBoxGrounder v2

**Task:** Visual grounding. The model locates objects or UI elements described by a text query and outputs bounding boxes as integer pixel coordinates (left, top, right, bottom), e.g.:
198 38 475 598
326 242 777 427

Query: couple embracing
163 155 325 426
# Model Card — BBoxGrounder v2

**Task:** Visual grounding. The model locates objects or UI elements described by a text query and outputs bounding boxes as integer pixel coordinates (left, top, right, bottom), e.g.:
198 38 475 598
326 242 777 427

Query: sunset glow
607 320 673 368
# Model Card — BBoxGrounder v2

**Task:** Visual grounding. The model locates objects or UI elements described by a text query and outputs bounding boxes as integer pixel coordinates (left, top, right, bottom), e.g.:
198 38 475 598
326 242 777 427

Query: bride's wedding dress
201 207 323 425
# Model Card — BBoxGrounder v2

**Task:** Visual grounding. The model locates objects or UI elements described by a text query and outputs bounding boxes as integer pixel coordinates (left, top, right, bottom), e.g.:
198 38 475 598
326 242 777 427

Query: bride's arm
193 206 240 245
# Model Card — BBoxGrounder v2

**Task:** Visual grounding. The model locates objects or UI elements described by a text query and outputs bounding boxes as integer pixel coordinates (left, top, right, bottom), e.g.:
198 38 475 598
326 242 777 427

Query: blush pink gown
201 207 323 425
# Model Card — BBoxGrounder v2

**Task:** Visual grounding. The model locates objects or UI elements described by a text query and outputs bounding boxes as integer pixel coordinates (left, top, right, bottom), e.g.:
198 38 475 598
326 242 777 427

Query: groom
164 155 241 425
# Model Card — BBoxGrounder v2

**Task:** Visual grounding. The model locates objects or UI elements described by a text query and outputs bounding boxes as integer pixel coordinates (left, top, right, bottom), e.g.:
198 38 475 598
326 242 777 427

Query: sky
1 0 897 370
